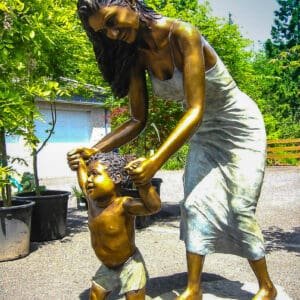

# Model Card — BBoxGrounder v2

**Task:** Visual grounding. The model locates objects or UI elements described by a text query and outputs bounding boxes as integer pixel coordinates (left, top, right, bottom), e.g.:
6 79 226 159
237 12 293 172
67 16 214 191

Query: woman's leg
248 257 277 300
177 252 205 300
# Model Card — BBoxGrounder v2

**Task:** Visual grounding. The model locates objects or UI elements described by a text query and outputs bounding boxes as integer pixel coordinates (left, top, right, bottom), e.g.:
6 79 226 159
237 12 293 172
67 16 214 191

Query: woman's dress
150 43 266 260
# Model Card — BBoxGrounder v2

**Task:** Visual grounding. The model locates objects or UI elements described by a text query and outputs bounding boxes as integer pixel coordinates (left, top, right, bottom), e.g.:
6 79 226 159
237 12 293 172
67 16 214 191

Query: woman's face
88 5 139 43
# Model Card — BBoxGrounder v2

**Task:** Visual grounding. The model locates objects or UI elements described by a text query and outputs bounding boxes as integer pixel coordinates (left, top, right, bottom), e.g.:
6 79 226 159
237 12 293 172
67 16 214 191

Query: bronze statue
76 152 161 299
68 0 277 299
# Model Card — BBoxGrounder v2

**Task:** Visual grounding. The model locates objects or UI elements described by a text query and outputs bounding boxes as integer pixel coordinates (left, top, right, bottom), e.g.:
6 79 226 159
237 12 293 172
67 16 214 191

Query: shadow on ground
66 208 89 235
79 272 254 299
57 208 89 244
139 203 181 228
263 226 300 254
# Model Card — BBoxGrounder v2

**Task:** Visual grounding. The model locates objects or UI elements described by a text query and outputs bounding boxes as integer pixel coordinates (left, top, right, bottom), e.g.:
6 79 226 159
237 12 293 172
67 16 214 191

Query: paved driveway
0 167 299 299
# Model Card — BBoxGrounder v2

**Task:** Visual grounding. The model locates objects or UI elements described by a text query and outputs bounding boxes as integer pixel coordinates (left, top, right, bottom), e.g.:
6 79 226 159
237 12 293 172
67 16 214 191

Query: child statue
76 152 161 300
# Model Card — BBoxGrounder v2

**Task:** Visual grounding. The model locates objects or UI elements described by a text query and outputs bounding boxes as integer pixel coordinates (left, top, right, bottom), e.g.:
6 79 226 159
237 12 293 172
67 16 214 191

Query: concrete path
0 167 299 299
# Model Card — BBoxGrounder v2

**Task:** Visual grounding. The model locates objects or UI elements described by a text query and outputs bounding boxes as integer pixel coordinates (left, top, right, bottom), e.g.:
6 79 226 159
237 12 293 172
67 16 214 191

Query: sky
198 0 280 48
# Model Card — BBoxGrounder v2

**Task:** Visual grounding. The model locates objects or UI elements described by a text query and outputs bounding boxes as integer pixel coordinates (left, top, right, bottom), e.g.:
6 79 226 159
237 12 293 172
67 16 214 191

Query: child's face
86 161 115 202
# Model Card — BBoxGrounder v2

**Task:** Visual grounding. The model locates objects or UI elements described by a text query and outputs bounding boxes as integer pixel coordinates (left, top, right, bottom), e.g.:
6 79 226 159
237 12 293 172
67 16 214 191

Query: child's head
86 152 132 201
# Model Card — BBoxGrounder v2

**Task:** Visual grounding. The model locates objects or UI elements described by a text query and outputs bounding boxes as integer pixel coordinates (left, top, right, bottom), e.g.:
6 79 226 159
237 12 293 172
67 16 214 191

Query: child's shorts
92 249 148 295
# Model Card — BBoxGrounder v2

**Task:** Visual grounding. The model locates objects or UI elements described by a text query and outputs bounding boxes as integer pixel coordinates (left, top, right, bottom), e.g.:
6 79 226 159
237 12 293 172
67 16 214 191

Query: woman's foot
176 288 202 300
253 285 277 300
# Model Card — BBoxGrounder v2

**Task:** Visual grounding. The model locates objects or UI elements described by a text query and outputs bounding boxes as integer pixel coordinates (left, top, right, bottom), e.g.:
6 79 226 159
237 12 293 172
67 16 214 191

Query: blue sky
198 0 279 47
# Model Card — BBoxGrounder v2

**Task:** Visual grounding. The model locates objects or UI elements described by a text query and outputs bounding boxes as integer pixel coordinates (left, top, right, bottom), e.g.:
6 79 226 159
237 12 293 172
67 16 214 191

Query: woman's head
77 0 160 97
77 0 158 33
88 5 140 43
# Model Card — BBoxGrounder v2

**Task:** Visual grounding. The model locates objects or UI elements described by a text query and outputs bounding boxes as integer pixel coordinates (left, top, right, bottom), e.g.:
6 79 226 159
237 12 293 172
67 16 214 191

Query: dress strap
168 20 177 41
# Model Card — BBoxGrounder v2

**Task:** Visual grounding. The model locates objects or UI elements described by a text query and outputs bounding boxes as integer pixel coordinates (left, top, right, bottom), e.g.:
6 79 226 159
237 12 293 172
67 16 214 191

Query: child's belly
89 224 136 267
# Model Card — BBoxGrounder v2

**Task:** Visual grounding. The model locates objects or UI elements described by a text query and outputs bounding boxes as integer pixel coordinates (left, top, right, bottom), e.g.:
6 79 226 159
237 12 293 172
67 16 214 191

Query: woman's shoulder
171 19 201 40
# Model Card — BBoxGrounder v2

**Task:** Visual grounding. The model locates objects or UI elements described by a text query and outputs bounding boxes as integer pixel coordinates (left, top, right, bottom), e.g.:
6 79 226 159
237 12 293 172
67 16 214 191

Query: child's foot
176 288 202 300
253 285 277 300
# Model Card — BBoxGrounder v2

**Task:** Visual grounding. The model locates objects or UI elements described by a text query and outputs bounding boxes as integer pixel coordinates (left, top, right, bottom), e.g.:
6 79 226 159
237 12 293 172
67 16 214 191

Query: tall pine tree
265 0 300 57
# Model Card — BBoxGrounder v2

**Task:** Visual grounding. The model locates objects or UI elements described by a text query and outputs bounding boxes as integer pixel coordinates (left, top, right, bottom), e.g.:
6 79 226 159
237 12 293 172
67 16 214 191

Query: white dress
150 44 266 260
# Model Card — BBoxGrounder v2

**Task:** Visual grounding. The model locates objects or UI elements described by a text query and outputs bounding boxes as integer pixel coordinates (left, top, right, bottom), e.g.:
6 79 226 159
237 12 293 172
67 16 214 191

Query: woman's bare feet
253 285 277 300
176 288 202 300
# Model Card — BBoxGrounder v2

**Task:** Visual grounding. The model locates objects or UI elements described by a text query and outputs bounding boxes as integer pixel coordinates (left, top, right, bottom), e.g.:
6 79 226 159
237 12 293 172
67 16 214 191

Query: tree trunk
0 128 12 206
32 149 40 196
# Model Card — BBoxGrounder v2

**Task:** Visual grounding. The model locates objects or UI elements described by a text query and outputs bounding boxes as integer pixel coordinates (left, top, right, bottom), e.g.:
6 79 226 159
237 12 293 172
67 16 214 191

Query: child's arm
123 183 161 216
123 159 161 215
77 157 88 197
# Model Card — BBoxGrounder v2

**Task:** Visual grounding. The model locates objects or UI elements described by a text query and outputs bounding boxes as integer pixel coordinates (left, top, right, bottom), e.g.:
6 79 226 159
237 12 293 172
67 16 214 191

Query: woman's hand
125 157 158 186
67 147 98 171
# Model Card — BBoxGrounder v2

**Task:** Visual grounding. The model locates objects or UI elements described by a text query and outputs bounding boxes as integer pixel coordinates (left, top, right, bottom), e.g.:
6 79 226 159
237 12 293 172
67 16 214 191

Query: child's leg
89 282 109 300
177 252 205 300
248 257 277 300
125 287 146 300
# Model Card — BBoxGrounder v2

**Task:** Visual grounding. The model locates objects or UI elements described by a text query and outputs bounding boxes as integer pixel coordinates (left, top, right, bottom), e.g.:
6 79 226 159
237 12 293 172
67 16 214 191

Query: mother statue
68 0 277 299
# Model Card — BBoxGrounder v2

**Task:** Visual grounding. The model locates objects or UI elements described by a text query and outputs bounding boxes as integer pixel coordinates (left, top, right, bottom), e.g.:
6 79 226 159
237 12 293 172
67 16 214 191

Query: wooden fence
267 138 300 165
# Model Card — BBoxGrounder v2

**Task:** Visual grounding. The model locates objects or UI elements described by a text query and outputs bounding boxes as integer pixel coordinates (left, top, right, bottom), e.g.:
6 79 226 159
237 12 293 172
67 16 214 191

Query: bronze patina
68 0 277 299
76 152 160 299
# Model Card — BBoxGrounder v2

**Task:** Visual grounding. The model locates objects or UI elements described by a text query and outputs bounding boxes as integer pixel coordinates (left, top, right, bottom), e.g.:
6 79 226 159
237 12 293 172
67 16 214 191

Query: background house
7 96 110 181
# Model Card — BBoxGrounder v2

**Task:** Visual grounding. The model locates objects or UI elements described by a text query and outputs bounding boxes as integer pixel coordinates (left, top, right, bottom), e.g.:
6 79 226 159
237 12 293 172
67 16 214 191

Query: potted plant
72 186 87 210
0 129 35 262
16 102 70 242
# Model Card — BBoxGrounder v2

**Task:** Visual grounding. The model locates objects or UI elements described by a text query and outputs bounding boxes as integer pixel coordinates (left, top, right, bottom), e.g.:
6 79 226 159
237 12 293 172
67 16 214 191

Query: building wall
7 100 110 181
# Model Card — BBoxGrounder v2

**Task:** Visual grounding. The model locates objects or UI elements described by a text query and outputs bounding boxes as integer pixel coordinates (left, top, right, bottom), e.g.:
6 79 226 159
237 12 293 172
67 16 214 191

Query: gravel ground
0 167 299 299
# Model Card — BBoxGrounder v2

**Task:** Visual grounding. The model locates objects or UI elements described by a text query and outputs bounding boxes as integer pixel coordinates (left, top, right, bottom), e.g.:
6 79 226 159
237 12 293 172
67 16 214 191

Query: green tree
265 0 300 57
0 0 108 202
251 46 300 139
255 0 300 140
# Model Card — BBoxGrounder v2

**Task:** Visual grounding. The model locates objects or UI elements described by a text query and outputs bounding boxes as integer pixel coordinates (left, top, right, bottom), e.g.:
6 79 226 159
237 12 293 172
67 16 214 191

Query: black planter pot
120 178 163 229
0 200 35 262
15 190 70 242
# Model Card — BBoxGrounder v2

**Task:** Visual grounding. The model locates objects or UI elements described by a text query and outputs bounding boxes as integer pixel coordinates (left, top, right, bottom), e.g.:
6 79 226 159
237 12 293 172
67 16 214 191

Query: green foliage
111 84 184 158
251 46 300 139
265 0 300 57
253 0 300 142
0 165 12 205
162 144 189 170
71 186 84 199
0 0 108 200
20 172 35 192
20 172 45 193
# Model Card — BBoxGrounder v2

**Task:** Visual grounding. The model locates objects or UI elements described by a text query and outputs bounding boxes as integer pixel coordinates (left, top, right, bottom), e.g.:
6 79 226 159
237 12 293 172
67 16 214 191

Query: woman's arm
67 63 148 170
128 23 205 185
154 23 205 164
93 63 149 152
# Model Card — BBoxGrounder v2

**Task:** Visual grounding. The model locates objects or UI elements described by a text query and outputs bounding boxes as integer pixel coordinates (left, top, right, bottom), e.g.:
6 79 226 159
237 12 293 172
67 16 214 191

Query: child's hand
125 157 153 186
125 157 146 173
67 147 98 171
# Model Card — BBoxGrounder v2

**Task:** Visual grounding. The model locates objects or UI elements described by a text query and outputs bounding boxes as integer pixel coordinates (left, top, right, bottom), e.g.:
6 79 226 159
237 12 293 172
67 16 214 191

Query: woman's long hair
77 0 160 98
